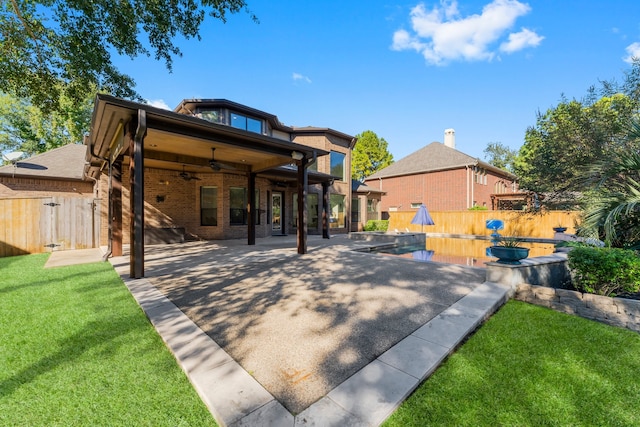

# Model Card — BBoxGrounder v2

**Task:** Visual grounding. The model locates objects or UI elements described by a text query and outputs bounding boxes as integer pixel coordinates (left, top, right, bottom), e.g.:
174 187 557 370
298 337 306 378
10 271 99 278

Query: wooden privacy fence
389 210 581 239
0 197 100 258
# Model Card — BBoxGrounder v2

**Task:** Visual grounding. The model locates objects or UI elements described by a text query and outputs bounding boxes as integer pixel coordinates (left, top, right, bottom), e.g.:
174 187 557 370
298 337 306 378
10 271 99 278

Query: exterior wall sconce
159 180 169 185
291 151 304 160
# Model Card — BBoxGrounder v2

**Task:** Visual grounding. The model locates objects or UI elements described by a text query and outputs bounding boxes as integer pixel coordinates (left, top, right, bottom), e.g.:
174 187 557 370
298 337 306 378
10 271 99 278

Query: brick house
0 144 94 198
85 95 356 276
364 131 518 217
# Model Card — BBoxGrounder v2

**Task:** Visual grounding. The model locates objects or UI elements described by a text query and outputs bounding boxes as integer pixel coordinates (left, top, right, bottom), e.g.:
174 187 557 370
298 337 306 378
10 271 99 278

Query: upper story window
196 108 265 135
198 108 225 125
231 112 263 134
330 151 346 181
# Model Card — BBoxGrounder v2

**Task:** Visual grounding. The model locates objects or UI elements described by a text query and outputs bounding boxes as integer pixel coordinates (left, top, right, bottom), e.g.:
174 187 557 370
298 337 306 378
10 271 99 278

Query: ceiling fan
178 165 201 181
209 147 236 171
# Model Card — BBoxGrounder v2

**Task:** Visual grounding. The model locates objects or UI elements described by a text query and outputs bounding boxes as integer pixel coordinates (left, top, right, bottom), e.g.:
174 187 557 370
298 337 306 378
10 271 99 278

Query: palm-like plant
579 120 640 248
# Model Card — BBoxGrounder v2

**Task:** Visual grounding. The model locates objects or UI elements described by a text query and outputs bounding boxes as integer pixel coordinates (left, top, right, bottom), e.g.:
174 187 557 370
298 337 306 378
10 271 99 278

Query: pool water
371 237 556 268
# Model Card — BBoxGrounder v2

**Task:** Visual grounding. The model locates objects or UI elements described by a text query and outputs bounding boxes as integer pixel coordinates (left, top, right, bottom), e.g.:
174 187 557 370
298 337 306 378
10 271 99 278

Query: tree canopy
514 60 640 195
352 130 394 182
0 91 93 157
0 0 255 112
483 142 517 173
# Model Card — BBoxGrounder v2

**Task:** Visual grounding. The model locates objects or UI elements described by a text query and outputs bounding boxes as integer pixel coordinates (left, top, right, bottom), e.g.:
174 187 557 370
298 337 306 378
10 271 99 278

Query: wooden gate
0 197 100 257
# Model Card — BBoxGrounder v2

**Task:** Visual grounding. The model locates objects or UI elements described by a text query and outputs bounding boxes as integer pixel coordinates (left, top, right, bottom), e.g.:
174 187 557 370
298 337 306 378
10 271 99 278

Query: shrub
364 220 389 232
568 247 640 296
468 205 488 210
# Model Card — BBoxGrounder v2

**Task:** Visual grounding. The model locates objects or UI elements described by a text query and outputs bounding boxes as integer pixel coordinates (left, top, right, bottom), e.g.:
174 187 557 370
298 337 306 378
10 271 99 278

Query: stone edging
514 284 640 333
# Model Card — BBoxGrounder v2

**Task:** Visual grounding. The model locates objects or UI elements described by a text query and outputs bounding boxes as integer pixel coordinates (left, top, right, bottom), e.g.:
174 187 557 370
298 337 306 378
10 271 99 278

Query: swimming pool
365 237 556 268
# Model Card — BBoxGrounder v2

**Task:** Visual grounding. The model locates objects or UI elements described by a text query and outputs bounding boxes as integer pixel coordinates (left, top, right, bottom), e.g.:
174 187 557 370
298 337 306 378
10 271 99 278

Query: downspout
471 162 476 208
465 165 470 208
84 134 113 261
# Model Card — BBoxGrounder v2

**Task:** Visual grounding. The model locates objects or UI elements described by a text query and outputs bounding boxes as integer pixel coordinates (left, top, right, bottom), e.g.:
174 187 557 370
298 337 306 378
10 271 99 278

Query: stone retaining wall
514 283 640 333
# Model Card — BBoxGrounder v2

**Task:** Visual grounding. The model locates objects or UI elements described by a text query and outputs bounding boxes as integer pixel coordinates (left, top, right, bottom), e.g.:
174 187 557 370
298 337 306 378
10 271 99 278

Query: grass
0 253 216 426
385 300 640 426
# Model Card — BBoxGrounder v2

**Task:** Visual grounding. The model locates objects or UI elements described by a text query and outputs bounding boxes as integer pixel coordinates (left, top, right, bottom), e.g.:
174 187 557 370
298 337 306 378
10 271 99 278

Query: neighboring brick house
85 95 356 271
364 131 518 217
0 144 94 198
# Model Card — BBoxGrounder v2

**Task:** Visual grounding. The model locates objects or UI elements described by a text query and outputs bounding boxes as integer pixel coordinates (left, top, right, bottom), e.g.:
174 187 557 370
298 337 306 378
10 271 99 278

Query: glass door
271 192 282 234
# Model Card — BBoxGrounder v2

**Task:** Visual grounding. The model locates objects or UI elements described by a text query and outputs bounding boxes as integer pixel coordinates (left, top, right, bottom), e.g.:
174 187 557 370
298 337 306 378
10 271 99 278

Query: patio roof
85 94 330 180
86 94 334 278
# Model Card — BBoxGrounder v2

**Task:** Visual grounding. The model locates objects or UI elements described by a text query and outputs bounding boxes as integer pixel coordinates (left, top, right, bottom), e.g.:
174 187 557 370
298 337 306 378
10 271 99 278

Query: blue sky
114 0 640 162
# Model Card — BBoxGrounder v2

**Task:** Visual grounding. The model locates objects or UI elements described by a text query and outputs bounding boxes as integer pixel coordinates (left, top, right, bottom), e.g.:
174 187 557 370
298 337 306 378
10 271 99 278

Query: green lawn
385 300 640 426
0 253 216 426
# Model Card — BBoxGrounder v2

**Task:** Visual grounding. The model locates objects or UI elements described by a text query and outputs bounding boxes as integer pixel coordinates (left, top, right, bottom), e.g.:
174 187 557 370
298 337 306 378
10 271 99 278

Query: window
351 197 359 223
474 166 487 185
410 202 422 209
200 186 218 226
230 187 247 225
367 199 378 221
330 151 346 181
330 194 346 228
293 193 319 229
197 108 225 125
231 112 263 134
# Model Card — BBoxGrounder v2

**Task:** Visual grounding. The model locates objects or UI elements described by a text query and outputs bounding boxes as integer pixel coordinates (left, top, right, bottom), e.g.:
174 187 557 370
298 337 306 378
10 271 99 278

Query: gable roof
365 141 515 180
0 144 88 181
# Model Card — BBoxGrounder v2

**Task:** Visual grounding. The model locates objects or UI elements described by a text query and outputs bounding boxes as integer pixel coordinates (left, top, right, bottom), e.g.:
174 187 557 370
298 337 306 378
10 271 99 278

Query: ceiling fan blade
209 147 236 171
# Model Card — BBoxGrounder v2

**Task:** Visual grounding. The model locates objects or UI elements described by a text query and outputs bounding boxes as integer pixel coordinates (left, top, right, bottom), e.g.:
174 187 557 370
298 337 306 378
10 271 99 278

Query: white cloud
623 42 640 64
292 72 312 83
146 99 171 110
500 28 544 53
391 0 542 65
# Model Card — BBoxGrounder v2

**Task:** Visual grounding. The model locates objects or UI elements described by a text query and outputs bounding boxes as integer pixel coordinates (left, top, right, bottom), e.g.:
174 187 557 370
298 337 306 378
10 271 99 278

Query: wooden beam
112 158 123 256
297 158 308 254
248 172 256 245
129 110 147 278
322 182 330 239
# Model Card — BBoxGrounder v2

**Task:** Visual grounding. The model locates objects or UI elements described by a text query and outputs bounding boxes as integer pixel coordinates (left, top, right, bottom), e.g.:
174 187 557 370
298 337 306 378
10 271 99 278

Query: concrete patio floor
107 235 510 425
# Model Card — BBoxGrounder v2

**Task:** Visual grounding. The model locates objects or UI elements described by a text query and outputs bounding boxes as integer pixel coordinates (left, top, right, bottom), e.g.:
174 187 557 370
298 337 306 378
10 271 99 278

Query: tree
0 91 93 156
352 130 394 182
514 92 639 194
483 142 517 173
578 120 640 248
0 0 256 113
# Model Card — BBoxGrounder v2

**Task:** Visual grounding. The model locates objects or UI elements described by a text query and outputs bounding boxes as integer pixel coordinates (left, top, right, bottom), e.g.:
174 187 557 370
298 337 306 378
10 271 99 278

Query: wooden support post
129 110 147 279
297 157 308 254
322 181 331 239
112 158 123 256
248 172 256 245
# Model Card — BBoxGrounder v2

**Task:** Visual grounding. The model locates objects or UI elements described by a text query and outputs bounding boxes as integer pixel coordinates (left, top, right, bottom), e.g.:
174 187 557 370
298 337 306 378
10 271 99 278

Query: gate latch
43 202 60 207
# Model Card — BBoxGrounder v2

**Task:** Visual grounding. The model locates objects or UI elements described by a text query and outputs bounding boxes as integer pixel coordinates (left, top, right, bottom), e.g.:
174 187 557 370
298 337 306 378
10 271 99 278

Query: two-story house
364 130 519 217
85 95 356 276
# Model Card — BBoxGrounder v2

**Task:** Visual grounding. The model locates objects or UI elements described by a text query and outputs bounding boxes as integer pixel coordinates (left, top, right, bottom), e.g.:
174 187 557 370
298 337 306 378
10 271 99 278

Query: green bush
568 247 640 296
468 205 488 210
364 220 389 232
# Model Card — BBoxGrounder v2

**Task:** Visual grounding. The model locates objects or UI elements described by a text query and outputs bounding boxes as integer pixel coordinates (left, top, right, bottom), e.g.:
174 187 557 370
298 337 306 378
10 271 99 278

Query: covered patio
85 94 332 278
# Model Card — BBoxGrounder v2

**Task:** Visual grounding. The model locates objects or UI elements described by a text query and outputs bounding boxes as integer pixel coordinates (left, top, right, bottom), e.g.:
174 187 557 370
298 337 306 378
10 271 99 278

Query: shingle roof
0 144 88 181
352 180 385 194
365 142 514 180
